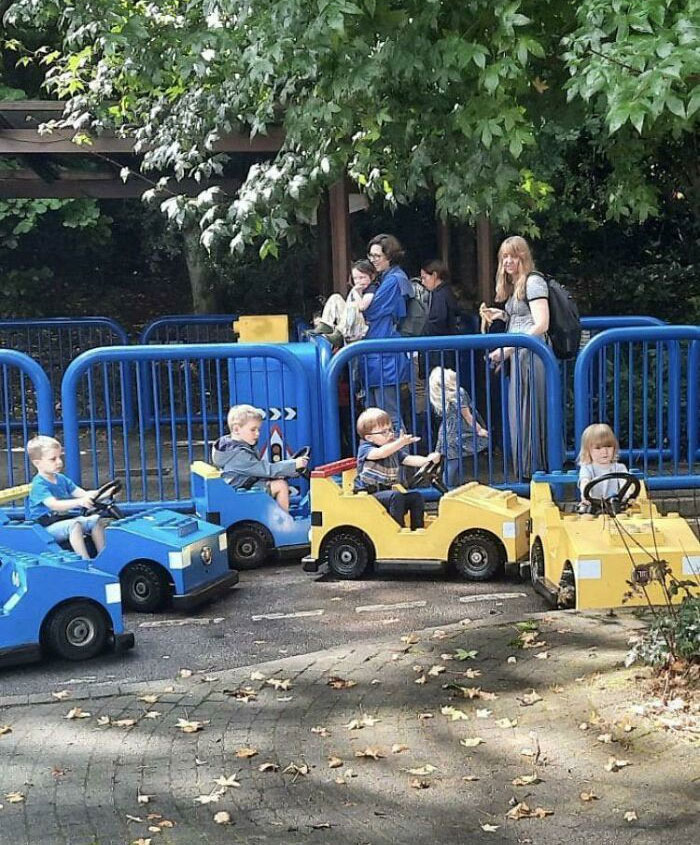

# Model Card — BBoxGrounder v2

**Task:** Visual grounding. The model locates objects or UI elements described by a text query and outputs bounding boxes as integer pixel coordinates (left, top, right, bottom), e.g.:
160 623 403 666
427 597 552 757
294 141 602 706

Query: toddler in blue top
27 435 107 559
354 407 440 529
577 423 627 514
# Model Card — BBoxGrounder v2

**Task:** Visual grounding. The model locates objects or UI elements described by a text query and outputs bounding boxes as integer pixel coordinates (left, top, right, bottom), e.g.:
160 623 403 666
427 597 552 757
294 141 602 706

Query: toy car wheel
45 601 108 661
324 530 372 580
121 561 169 612
227 523 271 570
450 531 503 581
530 537 545 586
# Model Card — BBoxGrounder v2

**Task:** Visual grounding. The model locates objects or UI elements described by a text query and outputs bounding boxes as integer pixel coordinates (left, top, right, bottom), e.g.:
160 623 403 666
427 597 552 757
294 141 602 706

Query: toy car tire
45 601 108 661
530 537 545 586
227 523 271 570
121 561 170 612
324 530 372 580
450 531 503 581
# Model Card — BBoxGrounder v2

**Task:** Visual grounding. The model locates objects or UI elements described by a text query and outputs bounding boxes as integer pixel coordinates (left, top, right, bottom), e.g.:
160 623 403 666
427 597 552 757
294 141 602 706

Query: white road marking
458 592 528 603
355 600 427 614
138 617 225 628
251 610 325 621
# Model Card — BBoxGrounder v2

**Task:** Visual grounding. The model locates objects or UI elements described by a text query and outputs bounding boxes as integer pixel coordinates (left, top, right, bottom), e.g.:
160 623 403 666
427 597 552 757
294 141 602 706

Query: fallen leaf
481 824 500 832
5 792 24 803
178 668 193 679
476 709 492 719
604 757 631 772
235 747 258 759
355 747 384 760
97 716 111 727
462 668 481 679
65 707 91 720
454 649 478 661
278 696 293 703
597 733 613 744
495 718 518 729
126 814 144 823
224 687 257 702
138 694 159 704
407 765 437 775
131 839 151 845
51 767 67 778
463 775 480 781
283 762 309 778
52 690 71 701
512 774 540 786
428 665 446 676
518 690 543 707
113 718 137 728
137 794 151 804
147 826 162 834
392 744 409 753
579 722 589 731
327 677 357 690
214 775 240 788
311 726 330 737
202 675 219 683
194 793 221 804
441 706 469 721
345 715 380 730
213 811 231 825
440 652 454 660
506 802 553 820
414 675 427 685
623 810 638 822
580 790 598 802
410 778 430 789
400 634 419 645
176 718 208 733
507 656 517 664
258 762 279 772
418 713 434 720
311 822 333 829
550 684 565 694
157 819 174 828
266 678 291 691
520 748 537 757
143 711 161 720
250 670 266 681
328 756 344 769
460 737 485 748
534 651 550 660
0 726 11 737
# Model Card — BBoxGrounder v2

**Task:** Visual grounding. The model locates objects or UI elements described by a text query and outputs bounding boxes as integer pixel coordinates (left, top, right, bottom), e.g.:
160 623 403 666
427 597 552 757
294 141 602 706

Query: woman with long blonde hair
484 236 550 477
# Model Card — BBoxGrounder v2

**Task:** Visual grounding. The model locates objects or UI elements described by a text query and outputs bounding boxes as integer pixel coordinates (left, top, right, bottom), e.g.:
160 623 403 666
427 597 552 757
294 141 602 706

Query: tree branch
587 45 642 75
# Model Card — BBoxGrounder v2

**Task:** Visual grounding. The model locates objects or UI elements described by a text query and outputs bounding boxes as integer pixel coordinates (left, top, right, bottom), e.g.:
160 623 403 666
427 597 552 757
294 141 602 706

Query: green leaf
665 95 686 119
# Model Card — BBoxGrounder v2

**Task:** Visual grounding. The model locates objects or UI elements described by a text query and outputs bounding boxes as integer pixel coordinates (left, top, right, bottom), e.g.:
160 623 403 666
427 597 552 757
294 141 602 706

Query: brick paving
0 610 698 844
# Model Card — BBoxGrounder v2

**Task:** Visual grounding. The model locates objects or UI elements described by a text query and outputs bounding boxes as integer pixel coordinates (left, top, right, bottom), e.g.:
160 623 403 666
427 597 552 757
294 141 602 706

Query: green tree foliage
5 1 698 262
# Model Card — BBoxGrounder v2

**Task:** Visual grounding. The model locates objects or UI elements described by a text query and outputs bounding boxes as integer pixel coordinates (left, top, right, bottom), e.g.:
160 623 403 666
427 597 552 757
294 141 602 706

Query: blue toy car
0 481 238 613
191 460 311 569
0 544 134 668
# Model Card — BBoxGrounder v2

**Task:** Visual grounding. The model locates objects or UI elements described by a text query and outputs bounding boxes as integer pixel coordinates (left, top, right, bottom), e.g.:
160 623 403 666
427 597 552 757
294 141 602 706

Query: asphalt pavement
1 562 548 701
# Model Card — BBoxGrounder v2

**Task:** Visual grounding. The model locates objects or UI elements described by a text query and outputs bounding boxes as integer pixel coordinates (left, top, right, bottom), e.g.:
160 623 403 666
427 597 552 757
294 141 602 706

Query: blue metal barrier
0 317 132 427
322 334 564 496
139 315 237 345
574 325 699 490
0 350 54 491
61 344 314 509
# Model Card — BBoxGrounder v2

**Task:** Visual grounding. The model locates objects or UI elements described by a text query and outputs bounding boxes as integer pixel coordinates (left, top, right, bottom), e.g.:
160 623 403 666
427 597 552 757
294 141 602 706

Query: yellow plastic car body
302 458 530 580
529 473 700 609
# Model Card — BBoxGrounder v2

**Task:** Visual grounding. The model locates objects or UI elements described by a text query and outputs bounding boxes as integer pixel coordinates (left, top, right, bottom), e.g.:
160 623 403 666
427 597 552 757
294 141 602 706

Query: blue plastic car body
0 544 134 668
191 461 310 569
0 507 238 613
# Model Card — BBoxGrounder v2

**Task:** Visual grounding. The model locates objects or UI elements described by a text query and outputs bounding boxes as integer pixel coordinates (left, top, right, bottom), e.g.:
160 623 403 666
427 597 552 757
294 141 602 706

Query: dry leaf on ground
143 711 161 720
407 765 437 775
194 792 221 805
178 668 193 679
495 718 518 729
392 743 409 753
481 824 500 832
113 718 137 728
624 810 638 822
138 694 159 704
476 708 492 719
428 665 446 676
52 690 71 700
283 762 309 777
345 715 380 730
0 725 11 737
534 651 550 660
266 678 291 691
355 747 384 760
5 792 25 803
462 668 481 679
512 774 540 786
328 756 343 769
65 707 91 720
235 747 258 759
213 811 231 825
327 677 357 689
258 762 279 773
604 757 631 772
460 737 485 748
415 675 427 685
580 791 598 802
176 718 208 733
250 670 265 681
410 778 430 789
214 775 240 788
441 706 469 721
311 726 330 737
517 690 543 707
506 802 553 820
463 774 480 781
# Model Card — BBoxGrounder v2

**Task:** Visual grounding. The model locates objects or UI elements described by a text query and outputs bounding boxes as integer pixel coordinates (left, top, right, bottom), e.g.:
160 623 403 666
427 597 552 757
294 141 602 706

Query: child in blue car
212 404 309 512
354 407 441 529
26 435 106 559
577 423 628 513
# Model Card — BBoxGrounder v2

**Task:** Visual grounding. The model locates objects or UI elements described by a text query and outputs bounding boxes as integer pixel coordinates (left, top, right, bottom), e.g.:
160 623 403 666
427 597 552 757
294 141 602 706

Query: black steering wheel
582 472 641 516
292 446 311 480
408 456 448 495
83 479 125 520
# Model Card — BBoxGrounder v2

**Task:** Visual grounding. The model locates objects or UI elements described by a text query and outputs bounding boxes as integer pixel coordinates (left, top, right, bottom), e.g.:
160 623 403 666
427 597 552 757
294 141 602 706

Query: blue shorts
44 514 102 543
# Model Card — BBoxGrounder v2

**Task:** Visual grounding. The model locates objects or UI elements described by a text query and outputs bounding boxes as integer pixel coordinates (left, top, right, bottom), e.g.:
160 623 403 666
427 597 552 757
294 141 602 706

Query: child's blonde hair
227 404 264 431
26 435 62 462
428 367 459 413
356 407 391 438
577 423 619 465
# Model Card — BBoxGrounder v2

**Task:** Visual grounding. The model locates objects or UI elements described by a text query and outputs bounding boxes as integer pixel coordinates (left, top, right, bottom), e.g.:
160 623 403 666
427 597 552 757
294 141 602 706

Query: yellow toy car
529 471 700 609
302 458 530 580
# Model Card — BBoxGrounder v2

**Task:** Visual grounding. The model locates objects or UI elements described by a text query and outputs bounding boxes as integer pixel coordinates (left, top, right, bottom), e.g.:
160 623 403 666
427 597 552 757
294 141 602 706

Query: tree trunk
182 224 220 313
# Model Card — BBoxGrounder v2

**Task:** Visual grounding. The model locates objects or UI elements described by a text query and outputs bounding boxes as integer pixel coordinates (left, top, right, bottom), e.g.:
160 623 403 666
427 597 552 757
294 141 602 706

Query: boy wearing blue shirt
354 407 440 529
27 435 106 559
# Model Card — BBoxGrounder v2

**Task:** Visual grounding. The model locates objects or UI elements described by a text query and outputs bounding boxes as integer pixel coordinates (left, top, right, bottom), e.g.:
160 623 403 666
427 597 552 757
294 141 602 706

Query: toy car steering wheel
408 456 448 495
582 472 641 516
83 479 125 520
292 446 311 480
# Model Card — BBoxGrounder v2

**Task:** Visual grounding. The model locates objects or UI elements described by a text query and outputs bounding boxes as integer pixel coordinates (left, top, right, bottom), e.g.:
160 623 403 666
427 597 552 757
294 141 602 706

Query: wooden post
316 192 333 298
329 178 350 295
437 219 450 264
476 217 494 304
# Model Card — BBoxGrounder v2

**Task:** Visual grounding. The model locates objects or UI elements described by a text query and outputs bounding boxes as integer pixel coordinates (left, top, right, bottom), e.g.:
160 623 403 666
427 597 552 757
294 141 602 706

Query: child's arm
460 407 488 437
578 464 594 501
402 451 441 468
357 291 374 312
43 491 95 512
364 433 419 461
236 450 303 480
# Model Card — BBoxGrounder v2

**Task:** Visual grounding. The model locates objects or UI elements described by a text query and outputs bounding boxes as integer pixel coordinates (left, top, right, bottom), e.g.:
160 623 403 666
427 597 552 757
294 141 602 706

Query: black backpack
529 272 582 360
398 278 430 337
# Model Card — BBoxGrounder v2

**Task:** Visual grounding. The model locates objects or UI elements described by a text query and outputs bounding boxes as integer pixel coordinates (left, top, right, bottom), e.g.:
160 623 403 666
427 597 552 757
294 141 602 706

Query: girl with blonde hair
429 367 488 487
577 423 628 512
484 235 550 477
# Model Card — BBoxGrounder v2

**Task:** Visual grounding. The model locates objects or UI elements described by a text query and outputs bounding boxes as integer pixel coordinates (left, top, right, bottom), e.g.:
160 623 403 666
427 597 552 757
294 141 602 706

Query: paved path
1 610 697 844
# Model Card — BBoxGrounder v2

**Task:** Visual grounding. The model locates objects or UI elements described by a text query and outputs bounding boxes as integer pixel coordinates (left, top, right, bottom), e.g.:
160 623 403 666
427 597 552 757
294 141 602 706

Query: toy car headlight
200 545 213 566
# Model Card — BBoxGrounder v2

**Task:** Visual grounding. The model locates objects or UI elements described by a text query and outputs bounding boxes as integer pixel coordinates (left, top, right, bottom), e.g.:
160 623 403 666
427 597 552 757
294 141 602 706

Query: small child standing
211 404 309 512
26 435 106 560
354 407 441 529
577 423 627 512
429 367 489 488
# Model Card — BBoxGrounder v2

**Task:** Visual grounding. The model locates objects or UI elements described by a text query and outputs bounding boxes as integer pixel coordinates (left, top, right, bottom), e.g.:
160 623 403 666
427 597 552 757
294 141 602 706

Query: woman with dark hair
362 234 411 431
420 259 459 337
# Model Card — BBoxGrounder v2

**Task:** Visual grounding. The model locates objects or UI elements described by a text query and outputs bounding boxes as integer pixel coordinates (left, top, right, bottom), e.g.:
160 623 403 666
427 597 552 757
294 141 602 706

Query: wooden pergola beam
0 171 241 198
